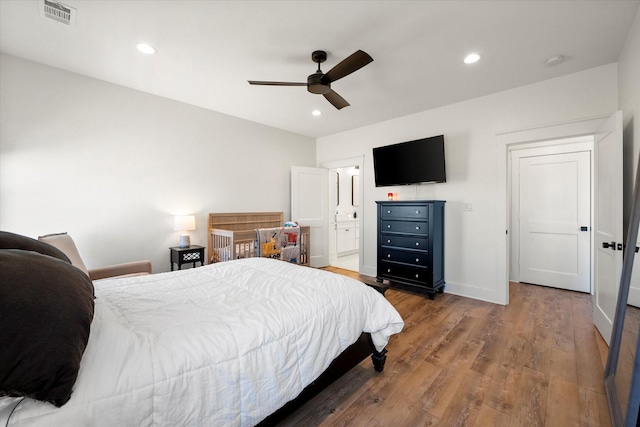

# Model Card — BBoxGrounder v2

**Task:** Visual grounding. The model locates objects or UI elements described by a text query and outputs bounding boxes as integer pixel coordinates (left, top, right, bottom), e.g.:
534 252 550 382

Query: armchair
38 232 152 281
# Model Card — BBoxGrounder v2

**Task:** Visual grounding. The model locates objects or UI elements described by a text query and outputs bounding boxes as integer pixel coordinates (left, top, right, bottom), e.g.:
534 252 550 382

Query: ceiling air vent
40 0 76 26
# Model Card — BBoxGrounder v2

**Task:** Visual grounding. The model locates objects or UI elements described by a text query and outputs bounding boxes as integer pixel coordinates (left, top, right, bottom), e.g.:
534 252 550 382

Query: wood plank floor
279 267 611 427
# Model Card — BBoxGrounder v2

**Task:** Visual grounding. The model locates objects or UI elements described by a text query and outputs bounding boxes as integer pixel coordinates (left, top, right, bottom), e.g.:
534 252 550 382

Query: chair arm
89 260 152 281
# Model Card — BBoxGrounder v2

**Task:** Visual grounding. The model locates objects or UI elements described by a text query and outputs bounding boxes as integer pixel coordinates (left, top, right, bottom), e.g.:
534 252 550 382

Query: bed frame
257 332 387 426
208 212 310 266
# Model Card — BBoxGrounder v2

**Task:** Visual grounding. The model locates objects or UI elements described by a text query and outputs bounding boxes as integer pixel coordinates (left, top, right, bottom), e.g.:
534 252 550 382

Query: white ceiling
1 0 638 138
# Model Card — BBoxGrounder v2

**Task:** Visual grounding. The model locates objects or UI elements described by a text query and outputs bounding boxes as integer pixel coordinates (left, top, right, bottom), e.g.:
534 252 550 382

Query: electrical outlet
463 203 473 212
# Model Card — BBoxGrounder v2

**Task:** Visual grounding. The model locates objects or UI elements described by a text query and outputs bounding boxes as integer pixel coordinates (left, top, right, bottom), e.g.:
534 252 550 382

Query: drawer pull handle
416 210 420 214
415 258 420 263
416 226 420 230
415 242 420 247
387 210 392 214
387 268 392 273
387 239 391 243
387 254 391 258
415 274 420 279
387 225 391 229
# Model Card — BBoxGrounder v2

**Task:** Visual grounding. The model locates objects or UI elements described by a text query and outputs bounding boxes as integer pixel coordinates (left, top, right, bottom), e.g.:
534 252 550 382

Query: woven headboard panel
208 212 284 232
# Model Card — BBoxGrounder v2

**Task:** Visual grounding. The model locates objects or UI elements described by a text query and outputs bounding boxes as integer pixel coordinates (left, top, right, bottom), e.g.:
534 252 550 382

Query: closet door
519 151 591 293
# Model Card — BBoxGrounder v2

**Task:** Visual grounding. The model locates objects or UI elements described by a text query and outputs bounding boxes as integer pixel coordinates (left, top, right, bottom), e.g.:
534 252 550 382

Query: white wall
0 53 315 273
317 63 619 304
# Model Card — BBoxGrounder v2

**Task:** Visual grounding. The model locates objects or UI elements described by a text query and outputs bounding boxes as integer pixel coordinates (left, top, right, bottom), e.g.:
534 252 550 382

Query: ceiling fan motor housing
307 73 331 94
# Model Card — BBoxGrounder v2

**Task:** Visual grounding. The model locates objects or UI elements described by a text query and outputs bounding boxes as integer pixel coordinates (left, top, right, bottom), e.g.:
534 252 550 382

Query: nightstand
170 245 205 271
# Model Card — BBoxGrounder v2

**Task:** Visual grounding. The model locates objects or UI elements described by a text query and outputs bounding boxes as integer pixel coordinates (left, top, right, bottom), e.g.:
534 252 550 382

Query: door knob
602 241 616 249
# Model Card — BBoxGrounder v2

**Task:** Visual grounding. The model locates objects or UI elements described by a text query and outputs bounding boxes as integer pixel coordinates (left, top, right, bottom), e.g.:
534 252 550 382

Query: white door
593 111 624 345
519 151 591 292
291 166 329 267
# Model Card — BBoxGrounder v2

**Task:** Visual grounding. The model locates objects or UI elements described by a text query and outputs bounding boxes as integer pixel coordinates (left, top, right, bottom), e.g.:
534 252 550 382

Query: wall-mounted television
373 135 446 187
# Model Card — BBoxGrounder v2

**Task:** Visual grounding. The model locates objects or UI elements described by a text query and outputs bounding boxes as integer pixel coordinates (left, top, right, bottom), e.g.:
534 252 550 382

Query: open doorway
499 112 623 345
329 166 360 271
509 137 593 293
322 156 364 273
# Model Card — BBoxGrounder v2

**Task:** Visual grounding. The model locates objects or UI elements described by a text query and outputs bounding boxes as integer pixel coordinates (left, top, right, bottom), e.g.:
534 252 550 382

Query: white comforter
6 258 403 426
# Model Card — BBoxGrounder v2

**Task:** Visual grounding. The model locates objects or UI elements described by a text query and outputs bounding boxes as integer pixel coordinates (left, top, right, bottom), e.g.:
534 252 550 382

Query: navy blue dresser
376 200 445 299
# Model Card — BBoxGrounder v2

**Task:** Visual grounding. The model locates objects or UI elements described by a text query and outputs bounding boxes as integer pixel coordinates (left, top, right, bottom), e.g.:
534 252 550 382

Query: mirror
336 172 340 207
352 175 360 207
605 153 640 427
614 301 639 422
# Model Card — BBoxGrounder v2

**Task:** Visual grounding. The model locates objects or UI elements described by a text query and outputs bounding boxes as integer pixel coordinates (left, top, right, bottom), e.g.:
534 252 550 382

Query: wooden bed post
372 347 387 372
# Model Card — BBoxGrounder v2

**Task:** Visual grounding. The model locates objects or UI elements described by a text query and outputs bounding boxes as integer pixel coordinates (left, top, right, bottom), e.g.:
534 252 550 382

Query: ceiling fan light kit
248 49 373 110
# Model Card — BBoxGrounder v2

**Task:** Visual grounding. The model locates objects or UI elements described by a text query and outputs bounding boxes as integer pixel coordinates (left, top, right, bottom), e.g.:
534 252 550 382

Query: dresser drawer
380 205 429 220
380 234 428 250
379 261 431 285
381 220 428 235
380 248 428 266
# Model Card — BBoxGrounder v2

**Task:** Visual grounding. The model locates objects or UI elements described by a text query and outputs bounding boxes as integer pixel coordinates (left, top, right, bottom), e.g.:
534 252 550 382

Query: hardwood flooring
279 267 611 427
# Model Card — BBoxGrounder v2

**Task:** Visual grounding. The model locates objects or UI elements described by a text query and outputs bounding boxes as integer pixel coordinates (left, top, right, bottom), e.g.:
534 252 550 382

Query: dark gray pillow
0 249 95 407
0 231 71 264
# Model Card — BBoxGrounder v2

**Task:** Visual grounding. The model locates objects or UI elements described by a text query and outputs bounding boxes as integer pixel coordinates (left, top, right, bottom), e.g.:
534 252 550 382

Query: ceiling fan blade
324 90 350 110
248 81 306 86
324 50 373 83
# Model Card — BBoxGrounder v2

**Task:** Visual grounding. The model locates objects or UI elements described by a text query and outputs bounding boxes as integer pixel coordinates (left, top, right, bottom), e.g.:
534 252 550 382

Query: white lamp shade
174 215 196 232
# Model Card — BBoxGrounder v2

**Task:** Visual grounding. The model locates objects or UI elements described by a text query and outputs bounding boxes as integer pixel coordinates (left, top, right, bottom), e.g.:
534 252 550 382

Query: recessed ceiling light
464 53 481 64
136 43 157 55
312 109 322 117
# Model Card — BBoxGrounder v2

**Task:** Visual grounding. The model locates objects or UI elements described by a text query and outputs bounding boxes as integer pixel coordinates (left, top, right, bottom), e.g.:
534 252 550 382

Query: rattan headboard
208 212 284 232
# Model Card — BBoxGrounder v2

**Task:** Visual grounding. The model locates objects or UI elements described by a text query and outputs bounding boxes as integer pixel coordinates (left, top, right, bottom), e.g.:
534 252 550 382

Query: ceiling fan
248 50 373 110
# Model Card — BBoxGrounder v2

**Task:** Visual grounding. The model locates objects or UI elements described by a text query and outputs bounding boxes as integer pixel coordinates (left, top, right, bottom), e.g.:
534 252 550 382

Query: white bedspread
7 258 403 426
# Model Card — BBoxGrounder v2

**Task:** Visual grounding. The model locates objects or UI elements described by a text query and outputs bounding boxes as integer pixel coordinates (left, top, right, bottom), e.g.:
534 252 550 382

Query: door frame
497 114 616 305
321 156 365 273
509 137 594 292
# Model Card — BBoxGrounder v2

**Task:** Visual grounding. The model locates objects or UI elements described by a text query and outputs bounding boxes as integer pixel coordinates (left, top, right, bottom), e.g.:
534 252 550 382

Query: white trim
496 114 611 139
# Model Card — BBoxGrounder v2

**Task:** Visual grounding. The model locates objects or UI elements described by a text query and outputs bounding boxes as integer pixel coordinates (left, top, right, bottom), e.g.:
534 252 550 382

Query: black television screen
373 135 446 187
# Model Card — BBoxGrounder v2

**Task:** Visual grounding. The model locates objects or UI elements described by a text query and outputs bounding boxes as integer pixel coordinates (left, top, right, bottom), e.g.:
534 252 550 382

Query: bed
208 212 310 265
0 234 403 427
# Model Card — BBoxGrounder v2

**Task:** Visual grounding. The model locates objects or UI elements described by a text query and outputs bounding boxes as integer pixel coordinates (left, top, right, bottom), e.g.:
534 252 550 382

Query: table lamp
174 215 196 248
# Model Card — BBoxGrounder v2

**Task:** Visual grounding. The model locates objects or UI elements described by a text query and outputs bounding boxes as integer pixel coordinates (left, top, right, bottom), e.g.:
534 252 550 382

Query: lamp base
179 234 190 248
